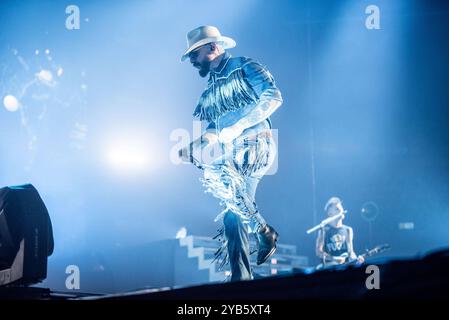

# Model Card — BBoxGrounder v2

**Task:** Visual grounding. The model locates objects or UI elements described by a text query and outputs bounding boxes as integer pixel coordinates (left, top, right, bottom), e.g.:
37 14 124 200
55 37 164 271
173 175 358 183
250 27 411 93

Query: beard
197 60 212 78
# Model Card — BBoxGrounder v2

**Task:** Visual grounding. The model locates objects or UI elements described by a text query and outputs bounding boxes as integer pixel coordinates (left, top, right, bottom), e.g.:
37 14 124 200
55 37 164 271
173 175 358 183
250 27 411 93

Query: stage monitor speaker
0 184 54 286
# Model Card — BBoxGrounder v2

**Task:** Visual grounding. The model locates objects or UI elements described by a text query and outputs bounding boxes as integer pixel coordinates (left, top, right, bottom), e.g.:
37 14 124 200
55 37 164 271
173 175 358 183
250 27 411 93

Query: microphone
306 211 347 234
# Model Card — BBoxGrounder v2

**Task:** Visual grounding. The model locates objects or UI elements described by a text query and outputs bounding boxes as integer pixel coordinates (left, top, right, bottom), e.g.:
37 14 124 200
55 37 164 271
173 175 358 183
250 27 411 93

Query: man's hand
178 146 192 163
332 256 347 264
218 124 243 144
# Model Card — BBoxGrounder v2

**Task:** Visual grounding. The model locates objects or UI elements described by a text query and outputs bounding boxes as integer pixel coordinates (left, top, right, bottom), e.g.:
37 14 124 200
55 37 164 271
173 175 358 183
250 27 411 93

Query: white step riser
180 235 309 281
179 236 227 282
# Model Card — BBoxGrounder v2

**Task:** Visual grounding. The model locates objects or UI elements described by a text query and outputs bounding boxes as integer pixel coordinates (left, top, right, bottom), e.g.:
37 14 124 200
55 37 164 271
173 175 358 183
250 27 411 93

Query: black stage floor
1 247 449 300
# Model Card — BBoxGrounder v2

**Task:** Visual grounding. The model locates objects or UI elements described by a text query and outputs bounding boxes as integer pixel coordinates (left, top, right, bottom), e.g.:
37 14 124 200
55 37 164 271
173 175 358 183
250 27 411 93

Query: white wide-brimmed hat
181 25 236 61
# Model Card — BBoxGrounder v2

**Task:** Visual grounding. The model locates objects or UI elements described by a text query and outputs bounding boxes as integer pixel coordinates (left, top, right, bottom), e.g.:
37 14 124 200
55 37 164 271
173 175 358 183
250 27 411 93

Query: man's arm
192 131 218 150
219 96 281 143
238 87 282 126
178 131 218 163
218 61 283 143
316 229 326 259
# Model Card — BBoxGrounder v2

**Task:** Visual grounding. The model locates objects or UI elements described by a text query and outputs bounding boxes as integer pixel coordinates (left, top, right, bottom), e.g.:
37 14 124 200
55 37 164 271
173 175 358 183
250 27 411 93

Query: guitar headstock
365 244 391 257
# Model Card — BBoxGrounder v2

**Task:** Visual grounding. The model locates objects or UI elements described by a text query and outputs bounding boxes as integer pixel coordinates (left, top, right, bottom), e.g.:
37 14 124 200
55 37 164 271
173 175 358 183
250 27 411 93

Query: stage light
106 142 151 173
361 201 379 222
0 184 54 286
35 69 55 87
399 222 414 230
3 95 20 112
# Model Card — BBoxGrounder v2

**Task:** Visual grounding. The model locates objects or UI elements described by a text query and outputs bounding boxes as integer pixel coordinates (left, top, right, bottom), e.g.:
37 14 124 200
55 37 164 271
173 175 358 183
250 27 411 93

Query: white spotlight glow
36 69 53 84
107 142 151 173
3 95 20 112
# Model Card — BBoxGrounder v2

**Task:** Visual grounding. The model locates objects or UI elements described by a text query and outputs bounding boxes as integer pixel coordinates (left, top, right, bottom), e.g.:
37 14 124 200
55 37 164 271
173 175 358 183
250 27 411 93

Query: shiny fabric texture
194 53 282 281
193 53 282 132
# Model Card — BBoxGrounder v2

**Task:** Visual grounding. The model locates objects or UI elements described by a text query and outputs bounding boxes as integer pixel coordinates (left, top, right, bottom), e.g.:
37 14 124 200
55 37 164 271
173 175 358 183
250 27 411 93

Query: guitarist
316 197 365 268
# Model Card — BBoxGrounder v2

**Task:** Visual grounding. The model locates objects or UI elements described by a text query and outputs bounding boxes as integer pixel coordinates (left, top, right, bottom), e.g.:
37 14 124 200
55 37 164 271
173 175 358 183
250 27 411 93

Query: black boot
256 224 279 265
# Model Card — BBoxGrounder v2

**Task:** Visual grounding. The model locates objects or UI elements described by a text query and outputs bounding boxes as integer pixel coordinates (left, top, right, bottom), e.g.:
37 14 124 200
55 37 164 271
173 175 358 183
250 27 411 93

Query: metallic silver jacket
193 52 283 135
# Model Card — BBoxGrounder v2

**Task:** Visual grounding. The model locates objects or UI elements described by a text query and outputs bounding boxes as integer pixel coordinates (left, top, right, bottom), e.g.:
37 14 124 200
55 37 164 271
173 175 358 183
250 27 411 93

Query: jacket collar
210 52 232 75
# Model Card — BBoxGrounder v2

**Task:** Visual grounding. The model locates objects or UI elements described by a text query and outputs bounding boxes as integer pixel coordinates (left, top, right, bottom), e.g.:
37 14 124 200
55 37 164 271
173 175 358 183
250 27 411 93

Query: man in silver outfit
179 26 283 281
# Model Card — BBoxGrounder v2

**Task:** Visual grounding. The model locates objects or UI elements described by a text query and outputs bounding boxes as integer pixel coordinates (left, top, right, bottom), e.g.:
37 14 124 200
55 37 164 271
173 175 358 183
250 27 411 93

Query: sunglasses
188 44 211 59
188 48 202 59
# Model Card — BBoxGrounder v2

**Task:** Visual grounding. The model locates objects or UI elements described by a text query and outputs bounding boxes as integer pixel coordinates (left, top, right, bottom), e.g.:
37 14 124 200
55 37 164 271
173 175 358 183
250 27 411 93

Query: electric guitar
344 243 391 266
316 244 390 270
